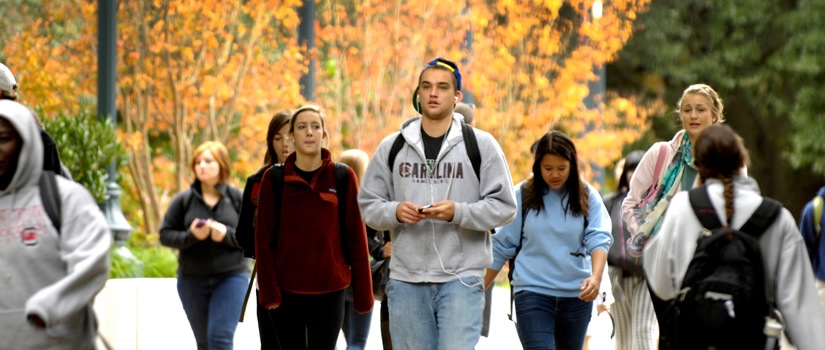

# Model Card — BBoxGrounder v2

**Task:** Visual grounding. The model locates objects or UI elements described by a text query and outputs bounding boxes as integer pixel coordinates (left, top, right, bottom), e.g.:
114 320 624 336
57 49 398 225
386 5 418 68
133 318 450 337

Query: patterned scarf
647 133 697 236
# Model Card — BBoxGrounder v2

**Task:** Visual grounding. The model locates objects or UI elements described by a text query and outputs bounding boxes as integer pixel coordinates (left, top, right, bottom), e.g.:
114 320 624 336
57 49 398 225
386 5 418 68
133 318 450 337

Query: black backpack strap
334 162 351 265
182 188 193 217
739 197 782 238
508 202 529 321
387 133 406 173
460 123 481 181
688 186 724 230
227 186 242 214
388 126 482 180
269 164 285 251
39 170 62 235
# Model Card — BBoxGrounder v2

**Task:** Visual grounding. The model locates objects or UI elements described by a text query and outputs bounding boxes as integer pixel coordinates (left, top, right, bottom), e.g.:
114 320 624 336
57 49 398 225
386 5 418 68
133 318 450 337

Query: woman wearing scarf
620 84 731 322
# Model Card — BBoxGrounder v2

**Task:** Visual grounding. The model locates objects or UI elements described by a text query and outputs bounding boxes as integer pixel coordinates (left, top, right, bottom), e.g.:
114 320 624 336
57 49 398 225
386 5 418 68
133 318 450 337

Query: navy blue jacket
800 186 825 281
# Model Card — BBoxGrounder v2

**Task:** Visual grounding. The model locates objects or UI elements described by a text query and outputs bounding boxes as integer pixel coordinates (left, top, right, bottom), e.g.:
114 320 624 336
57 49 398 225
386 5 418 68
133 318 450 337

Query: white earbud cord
429 143 482 289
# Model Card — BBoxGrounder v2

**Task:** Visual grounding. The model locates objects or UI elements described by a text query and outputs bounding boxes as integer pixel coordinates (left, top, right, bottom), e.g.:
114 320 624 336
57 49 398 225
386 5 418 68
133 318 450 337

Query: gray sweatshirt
644 176 825 350
358 115 517 283
0 100 111 349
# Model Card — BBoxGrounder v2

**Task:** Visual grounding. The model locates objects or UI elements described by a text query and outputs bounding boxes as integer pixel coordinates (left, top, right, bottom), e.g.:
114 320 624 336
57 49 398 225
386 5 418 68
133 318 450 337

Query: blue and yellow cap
412 58 462 113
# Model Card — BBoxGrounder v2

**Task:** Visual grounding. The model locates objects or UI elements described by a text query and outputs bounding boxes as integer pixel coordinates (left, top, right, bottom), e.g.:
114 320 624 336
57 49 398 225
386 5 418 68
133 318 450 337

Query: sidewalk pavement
94 278 615 349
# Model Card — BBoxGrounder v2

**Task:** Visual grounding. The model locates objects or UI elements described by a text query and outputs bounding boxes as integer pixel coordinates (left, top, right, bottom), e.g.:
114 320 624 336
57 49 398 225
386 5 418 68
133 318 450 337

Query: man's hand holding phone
420 200 455 222
396 201 427 224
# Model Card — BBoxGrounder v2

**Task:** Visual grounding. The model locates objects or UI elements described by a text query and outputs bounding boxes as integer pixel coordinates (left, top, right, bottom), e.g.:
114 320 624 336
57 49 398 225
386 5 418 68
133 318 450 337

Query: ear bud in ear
455 97 459 101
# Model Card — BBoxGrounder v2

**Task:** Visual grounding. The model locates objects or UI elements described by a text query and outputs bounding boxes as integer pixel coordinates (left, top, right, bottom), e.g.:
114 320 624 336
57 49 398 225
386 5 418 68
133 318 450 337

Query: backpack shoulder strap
39 170 62 235
387 133 406 173
508 195 529 321
814 195 823 236
267 164 286 253
334 162 351 265
639 143 669 208
652 143 669 182
461 123 481 181
227 186 242 214
738 197 782 238
182 188 193 215
688 186 724 230
269 164 285 202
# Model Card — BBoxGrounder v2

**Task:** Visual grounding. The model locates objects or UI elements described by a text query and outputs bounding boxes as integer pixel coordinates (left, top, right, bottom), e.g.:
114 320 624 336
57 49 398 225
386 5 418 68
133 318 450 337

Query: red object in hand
195 219 207 228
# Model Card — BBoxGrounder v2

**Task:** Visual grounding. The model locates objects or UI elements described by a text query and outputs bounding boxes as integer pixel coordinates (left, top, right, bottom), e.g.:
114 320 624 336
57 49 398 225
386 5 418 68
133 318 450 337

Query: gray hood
0 100 43 196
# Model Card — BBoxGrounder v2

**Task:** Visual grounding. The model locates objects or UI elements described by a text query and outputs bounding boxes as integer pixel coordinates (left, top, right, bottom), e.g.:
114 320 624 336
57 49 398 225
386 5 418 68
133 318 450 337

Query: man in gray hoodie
0 100 111 349
358 58 517 350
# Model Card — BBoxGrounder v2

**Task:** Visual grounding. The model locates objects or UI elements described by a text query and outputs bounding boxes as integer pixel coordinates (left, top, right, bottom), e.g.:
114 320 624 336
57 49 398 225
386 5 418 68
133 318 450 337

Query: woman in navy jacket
235 109 292 349
160 141 248 350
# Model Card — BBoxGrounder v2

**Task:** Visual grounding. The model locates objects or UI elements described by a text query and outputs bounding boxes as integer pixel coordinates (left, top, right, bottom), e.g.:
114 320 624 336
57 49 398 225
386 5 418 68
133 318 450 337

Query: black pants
256 290 278 349
269 289 345 350
380 299 392 350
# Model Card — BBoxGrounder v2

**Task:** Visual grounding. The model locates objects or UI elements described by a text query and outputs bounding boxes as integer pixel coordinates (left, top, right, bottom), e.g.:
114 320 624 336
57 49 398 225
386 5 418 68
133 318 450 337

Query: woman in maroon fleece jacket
255 105 374 349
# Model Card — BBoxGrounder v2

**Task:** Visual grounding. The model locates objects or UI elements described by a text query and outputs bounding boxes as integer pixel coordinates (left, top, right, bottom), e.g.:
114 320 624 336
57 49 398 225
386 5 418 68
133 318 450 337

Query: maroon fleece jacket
255 149 374 313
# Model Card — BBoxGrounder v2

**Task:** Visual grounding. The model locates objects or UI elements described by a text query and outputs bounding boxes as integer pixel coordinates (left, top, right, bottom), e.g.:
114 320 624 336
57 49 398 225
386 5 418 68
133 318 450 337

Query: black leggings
256 290 278 349
269 289 345 350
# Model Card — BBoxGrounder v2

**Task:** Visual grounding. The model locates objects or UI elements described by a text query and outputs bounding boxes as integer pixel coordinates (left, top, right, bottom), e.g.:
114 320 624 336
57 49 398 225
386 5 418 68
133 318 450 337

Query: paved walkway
94 278 615 349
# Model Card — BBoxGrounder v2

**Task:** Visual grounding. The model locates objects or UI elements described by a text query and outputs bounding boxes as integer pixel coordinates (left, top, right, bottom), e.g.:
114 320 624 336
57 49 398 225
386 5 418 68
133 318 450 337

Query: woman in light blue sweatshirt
484 131 612 350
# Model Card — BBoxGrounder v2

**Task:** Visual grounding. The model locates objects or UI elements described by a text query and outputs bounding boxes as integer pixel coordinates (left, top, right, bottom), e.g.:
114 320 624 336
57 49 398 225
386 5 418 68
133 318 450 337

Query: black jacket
160 180 249 278
237 167 267 258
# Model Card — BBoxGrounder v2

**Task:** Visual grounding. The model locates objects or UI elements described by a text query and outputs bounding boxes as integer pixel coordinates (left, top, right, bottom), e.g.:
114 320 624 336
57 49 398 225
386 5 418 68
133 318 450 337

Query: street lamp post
584 1 606 190
298 0 316 102
99 0 143 277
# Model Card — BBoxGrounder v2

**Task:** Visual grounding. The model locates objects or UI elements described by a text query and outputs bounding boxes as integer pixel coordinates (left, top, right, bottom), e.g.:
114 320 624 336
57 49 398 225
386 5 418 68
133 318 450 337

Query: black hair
262 109 293 168
523 131 589 217
617 150 645 191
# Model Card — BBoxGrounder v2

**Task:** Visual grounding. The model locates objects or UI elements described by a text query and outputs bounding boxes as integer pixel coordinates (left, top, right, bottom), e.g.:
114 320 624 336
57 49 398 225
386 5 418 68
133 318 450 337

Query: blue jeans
386 277 484 350
342 295 373 350
177 273 249 350
514 290 592 350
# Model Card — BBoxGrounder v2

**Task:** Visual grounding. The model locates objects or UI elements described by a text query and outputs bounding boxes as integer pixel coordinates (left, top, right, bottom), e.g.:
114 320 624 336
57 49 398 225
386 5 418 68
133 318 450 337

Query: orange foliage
5 0 305 234
4 0 654 234
317 0 655 185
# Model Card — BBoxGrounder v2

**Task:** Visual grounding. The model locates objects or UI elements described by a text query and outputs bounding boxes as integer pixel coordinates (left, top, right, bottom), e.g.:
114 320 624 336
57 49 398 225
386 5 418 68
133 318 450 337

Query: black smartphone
418 204 433 213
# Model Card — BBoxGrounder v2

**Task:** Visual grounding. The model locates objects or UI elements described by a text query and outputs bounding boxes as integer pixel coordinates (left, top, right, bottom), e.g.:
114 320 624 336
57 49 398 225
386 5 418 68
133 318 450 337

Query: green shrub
110 244 178 278
41 108 128 203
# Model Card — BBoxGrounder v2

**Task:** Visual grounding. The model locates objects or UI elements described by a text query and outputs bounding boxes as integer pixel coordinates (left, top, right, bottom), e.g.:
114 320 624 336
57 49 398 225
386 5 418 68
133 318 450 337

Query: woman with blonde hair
623 84 728 251
160 141 248 350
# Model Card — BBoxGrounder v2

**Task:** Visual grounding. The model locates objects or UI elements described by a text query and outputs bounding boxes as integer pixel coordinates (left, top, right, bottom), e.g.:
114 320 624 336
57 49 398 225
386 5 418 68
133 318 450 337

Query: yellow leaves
207 36 219 49
182 47 194 61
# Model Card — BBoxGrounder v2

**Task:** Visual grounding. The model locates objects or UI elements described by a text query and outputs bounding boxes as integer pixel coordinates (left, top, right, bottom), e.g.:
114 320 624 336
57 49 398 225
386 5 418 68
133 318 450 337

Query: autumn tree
316 0 655 184
4 0 654 236
4 0 305 235
608 0 825 217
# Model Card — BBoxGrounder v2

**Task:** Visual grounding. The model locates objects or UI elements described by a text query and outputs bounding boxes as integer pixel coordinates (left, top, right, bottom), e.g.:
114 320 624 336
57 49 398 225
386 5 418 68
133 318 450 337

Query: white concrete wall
93 278 261 350
93 279 613 349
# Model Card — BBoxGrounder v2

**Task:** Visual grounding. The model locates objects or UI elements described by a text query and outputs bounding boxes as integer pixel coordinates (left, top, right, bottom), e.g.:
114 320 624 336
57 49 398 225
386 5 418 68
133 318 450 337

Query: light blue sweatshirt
490 183 613 298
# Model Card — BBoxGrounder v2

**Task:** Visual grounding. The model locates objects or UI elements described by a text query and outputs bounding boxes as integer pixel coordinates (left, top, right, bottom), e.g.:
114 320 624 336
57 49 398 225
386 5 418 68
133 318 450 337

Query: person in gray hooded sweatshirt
0 100 111 349
358 58 517 350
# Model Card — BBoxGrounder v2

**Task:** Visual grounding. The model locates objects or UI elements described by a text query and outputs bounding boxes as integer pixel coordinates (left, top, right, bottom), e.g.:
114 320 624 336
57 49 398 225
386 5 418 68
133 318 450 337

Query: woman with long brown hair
236 109 292 349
